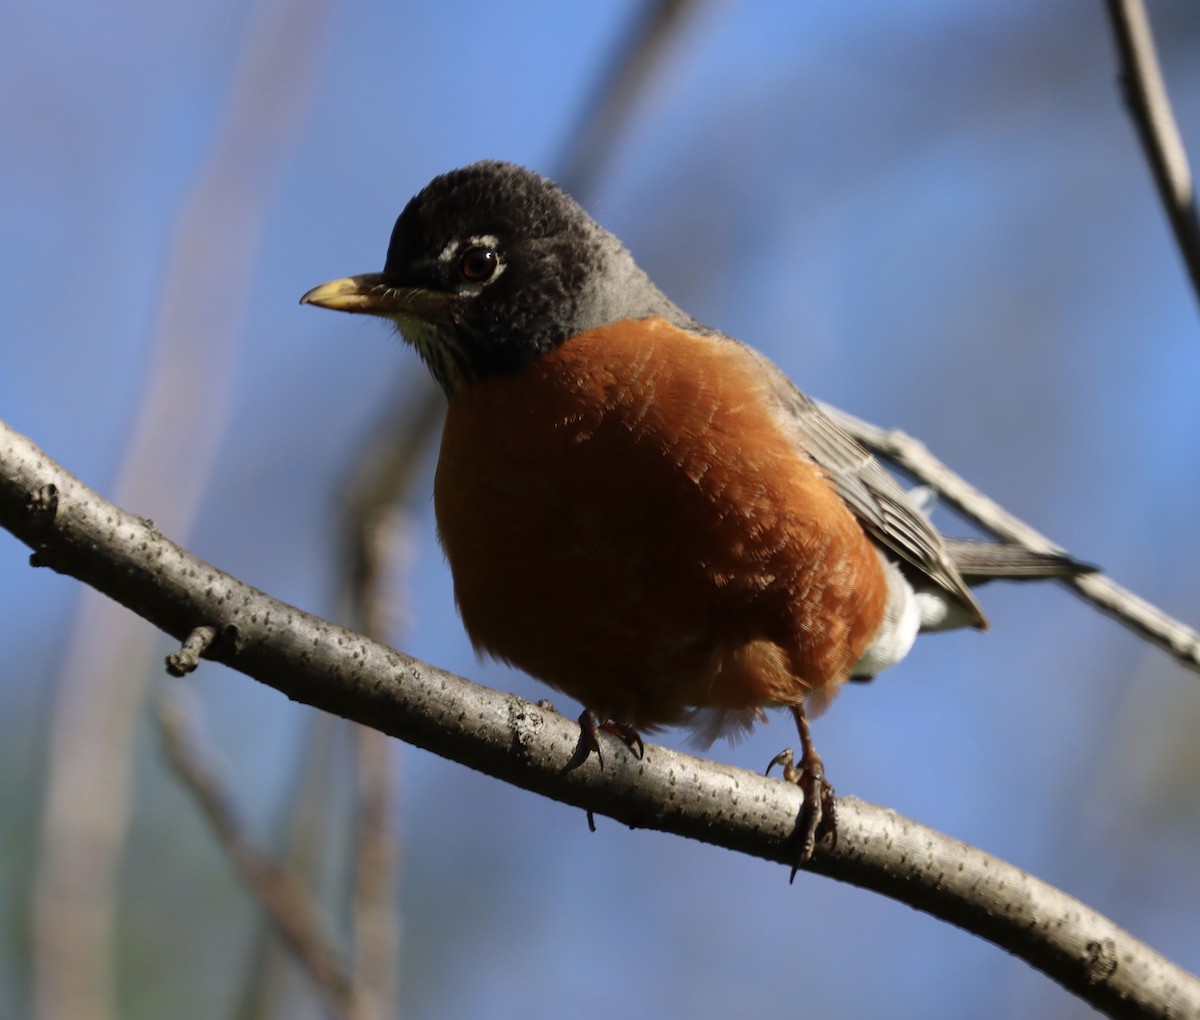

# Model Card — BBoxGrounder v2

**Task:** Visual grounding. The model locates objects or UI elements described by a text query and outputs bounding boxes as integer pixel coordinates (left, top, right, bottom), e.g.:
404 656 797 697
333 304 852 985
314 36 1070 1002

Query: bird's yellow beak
300 273 390 313
300 273 454 318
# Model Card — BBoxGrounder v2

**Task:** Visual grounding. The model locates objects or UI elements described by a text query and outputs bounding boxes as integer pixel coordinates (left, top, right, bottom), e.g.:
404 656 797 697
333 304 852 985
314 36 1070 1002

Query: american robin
302 161 1088 865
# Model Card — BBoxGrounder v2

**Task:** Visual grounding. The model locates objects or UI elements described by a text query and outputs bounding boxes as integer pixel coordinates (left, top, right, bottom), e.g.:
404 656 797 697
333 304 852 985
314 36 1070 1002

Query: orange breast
433 317 887 739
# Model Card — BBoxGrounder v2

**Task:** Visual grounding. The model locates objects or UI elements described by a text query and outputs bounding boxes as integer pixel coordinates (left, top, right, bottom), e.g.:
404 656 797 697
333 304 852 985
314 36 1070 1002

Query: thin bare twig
826 405 1200 673
166 625 219 677
1105 0 1200 309
4 417 1200 1019
155 688 352 1017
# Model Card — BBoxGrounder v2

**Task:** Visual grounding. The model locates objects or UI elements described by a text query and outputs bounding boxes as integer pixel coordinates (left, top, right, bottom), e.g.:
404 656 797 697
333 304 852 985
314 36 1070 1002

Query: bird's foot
578 709 644 770
766 706 837 879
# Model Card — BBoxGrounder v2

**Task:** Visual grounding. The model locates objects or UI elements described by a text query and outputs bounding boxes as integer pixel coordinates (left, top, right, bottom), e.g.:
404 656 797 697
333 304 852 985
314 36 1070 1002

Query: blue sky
3 2 1200 1017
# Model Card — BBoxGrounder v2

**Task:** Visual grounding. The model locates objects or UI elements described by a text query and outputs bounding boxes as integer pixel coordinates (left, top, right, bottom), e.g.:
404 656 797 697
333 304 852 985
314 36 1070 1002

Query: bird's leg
578 709 645 770
766 705 837 876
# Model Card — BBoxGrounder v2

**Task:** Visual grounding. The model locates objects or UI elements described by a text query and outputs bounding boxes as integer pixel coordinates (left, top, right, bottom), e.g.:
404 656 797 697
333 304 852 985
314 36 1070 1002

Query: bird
301 160 1090 865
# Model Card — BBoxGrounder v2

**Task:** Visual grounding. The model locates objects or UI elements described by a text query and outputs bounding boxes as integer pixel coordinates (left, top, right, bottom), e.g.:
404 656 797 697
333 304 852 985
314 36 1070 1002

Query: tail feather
944 538 1097 581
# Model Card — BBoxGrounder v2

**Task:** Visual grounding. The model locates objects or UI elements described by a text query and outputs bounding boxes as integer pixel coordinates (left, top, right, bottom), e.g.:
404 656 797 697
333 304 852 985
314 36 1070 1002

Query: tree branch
1105 0 1200 310
2 415 1198 1019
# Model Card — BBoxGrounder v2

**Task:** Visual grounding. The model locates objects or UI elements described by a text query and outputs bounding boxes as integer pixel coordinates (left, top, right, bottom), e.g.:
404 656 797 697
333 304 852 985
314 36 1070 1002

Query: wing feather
741 344 987 628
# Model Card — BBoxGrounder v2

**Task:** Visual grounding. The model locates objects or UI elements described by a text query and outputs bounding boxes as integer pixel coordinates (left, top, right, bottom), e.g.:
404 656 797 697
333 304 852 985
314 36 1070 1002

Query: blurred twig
348 729 397 1020
159 626 359 1017
1105 0 1200 310
31 0 334 1017
334 364 449 1020
337 390 442 1020
827 405 1200 673
232 713 346 1020
155 688 353 1018
556 0 708 197
3 416 1199 1019
340 382 443 638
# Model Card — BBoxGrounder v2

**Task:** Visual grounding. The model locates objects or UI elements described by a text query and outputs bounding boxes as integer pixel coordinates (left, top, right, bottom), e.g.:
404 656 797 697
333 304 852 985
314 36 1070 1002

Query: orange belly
433 317 886 740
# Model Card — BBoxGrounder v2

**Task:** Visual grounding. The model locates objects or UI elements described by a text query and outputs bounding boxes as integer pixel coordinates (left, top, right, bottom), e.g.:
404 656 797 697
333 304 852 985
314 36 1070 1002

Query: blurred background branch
155 689 353 1016
1106 0 1200 310
30 0 335 1017
556 0 707 197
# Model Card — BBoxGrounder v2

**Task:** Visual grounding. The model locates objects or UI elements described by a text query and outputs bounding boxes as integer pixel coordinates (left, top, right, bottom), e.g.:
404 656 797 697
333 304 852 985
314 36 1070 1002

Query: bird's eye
458 246 499 283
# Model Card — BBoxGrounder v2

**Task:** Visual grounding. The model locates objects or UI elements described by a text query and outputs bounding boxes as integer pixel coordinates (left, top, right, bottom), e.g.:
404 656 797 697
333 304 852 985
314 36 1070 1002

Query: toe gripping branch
577 709 646 834
578 708 645 770
767 706 838 881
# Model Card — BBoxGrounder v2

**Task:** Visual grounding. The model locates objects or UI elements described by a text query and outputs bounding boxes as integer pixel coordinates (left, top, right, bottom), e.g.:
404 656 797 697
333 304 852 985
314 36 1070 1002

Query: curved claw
766 747 798 782
578 709 645 770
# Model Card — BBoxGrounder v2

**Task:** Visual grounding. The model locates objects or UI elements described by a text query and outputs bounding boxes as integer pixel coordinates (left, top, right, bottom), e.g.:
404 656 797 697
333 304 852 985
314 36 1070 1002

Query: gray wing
742 345 988 629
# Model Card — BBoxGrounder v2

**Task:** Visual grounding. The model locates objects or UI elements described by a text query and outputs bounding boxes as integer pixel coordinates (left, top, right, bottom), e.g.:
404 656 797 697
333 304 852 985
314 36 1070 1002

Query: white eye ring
437 234 502 264
458 246 500 283
438 234 505 288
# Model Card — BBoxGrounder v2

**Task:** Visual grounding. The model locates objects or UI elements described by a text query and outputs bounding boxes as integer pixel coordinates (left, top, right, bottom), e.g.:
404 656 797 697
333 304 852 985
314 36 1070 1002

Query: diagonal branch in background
1105 0 1200 311
159 632 358 1018
228 712 349 1020
556 0 708 198
827 404 1200 674
4 419 1200 1019
154 688 353 1017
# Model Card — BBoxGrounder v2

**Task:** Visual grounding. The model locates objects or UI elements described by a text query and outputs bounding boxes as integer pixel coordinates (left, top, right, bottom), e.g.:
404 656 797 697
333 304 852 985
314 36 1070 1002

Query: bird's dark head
301 161 691 393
